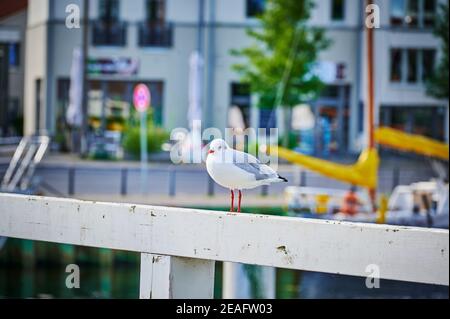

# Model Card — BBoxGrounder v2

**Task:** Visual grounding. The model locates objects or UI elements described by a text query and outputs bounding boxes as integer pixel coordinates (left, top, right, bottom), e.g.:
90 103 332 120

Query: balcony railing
92 20 127 47
138 21 173 48
0 193 448 298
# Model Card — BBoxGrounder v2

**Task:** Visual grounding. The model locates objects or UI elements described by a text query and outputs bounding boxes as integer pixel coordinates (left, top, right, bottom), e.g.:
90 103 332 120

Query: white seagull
206 139 288 212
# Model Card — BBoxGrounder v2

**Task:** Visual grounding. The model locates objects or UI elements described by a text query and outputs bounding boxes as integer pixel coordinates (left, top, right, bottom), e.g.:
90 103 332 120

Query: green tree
231 0 330 147
426 1 449 99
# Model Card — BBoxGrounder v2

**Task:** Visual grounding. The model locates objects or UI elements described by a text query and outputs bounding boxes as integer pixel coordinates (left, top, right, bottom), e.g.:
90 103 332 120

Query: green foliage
278 131 298 149
426 1 449 99
246 132 297 156
247 141 260 157
231 0 331 109
243 264 263 298
122 124 169 157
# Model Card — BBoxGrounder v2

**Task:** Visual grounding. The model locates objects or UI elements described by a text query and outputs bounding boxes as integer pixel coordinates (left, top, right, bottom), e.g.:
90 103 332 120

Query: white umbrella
66 47 83 127
184 51 204 163
188 51 204 127
228 106 246 130
228 106 246 151
292 104 315 131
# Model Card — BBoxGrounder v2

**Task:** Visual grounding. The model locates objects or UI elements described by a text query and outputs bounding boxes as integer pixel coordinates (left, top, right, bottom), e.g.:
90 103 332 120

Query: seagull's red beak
208 149 215 154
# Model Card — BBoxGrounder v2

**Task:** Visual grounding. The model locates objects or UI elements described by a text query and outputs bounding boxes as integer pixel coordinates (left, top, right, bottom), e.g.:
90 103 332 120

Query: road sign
133 83 151 113
133 84 151 194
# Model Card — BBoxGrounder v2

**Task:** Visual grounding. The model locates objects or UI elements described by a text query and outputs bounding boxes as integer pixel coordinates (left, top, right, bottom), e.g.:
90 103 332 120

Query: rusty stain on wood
152 256 162 263
276 245 294 264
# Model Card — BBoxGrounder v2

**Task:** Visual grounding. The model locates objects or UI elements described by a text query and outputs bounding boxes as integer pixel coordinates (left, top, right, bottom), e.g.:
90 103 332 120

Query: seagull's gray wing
233 162 277 181
221 149 278 181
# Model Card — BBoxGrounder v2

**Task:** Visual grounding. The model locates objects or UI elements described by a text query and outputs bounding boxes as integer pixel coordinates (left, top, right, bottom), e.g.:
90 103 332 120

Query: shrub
247 132 299 157
122 124 169 157
278 132 299 149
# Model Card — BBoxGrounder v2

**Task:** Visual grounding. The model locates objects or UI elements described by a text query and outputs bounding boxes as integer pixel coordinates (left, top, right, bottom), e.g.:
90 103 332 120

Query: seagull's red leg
238 190 242 213
230 190 235 212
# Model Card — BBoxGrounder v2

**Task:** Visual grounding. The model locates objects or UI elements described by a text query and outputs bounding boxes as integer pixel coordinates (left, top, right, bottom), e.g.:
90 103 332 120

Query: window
321 85 340 98
423 0 436 27
331 0 345 21
230 83 251 128
390 0 437 28
35 79 42 133
390 49 403 82
8 43 20 67
405 0 419 27
56 79 70 149
391 0 405 26
99 0 119 22
93 0 126 46
139 0 172 47
148 81 164 126
406 49 418 83
246 0 265 18
146 0 165 22
0 44 8 136
381 106 446 140
390 48 436 84
422 49 436 82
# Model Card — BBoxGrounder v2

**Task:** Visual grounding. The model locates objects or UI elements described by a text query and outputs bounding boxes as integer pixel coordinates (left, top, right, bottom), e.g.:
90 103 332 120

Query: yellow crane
272 127 448 192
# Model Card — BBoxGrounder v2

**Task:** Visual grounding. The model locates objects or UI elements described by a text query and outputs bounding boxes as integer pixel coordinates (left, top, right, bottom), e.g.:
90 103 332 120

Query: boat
285 179 449 229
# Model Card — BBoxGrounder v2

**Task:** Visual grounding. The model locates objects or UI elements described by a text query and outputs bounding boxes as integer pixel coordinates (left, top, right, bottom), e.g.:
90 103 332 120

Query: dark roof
0 0 28 20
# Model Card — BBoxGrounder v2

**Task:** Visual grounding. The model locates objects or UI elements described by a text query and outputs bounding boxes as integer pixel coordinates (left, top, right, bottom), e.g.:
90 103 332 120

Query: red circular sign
133 84 151 112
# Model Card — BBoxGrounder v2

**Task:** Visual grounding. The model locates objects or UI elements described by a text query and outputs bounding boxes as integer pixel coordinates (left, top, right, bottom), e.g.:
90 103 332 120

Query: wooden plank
222 263 275 299
0 193 448 286
139 253 154 298
139 253 215 299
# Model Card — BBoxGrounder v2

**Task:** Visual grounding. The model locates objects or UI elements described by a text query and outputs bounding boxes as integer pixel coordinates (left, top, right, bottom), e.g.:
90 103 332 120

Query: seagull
206 139 288 212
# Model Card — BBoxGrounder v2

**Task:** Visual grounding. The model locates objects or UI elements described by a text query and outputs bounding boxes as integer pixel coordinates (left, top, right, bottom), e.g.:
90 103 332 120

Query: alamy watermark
169 121 279 169
65 4 80 29
64 3 381 29
365 264 381 289
65 264 80 289
366 4 381 29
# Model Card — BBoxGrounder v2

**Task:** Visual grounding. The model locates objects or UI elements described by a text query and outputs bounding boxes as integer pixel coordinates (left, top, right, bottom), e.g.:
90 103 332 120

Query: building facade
21 0 448 154
0 0 28 137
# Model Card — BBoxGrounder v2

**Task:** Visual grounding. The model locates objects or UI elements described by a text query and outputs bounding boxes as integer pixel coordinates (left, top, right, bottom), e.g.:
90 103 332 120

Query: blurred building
0 0 27 136
19 0 448 154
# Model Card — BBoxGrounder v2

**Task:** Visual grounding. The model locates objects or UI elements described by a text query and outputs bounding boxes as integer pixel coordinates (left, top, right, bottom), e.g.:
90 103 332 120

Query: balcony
92 20 127 47
138 21 173 48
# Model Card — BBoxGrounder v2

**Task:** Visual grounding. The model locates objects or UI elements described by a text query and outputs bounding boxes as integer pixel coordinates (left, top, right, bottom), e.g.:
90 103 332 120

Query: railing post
392 166 400 192
222 262 251 299
140 253 215 299
207 174 215 196
169 168 176 197
222 262 275 299
120 168 128 196
300 170 306 187
68 167 75 195
261 185 268 196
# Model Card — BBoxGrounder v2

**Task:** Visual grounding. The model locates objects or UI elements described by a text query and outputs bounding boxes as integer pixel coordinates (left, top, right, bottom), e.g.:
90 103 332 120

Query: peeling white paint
0 193 448 288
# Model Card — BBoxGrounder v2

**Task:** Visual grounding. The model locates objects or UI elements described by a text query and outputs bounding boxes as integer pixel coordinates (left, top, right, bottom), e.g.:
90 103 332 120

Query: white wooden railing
0 193 448 298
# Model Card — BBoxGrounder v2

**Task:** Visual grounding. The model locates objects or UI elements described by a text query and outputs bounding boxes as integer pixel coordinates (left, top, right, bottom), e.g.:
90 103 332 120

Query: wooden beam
0 193 448 286
139 253 215 299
